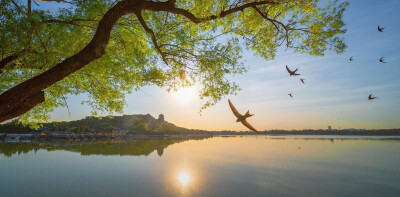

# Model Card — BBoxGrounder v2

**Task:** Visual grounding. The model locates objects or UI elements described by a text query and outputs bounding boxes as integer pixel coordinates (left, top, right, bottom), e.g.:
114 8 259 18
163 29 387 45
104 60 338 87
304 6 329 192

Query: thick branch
0 54 19 74
143 0 278 23
167 0 176 5
0 91 45 122
0 49 28 74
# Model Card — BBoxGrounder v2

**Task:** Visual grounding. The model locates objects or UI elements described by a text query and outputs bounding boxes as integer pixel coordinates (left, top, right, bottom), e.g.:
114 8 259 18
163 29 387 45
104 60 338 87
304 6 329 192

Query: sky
48 0 400 131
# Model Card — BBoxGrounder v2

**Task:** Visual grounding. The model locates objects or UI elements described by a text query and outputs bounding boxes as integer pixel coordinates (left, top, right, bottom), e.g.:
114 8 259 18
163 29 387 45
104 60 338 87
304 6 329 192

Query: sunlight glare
178 171 191 187
174 87 196 103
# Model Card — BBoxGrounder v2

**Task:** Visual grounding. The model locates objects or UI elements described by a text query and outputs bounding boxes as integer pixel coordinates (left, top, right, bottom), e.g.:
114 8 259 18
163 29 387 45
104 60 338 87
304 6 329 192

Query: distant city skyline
48 0 400 131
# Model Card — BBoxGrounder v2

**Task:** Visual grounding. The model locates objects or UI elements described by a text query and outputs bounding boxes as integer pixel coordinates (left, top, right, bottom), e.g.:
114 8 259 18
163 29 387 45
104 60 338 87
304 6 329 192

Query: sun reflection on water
178 171 191 187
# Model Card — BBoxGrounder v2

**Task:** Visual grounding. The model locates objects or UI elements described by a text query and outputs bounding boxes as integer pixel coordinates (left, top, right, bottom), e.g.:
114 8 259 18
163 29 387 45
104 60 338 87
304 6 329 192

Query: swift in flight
300 78 305 84
379 57 386 63
286 65 300 76
288 93 293 98
378 25 384 32
228 99 258 132
368 94 377 100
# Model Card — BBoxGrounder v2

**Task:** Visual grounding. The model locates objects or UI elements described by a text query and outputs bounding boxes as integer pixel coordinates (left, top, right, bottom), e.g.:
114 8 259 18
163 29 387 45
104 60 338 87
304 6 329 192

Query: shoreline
1 133 400 143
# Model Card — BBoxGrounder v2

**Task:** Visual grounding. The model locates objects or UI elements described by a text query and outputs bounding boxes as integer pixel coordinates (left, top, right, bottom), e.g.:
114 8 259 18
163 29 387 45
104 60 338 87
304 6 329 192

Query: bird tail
245 110 253 117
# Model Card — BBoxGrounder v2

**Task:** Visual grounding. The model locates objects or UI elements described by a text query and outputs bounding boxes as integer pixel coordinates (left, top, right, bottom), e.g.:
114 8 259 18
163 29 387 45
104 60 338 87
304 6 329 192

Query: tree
71 126 80 133
135 122 149 132
106 125 114 132
0 0 348 125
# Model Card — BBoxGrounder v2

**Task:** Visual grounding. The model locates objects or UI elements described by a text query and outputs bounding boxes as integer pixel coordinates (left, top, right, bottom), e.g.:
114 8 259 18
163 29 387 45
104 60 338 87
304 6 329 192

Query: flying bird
349 56 353 61
300 78 305 84
378 25 384 32
286 65 300 76
368 94 377 100
288 93 293 98
228 99 258 132
379 57 386 63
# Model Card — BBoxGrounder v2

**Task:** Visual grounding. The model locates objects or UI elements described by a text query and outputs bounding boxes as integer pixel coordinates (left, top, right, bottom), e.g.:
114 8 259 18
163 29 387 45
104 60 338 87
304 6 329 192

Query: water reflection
0 137 211 157
178 171 191 187
1 136 400 197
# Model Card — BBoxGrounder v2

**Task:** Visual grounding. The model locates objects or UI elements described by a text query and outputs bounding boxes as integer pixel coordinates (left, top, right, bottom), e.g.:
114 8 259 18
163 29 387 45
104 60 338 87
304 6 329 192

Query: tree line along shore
1 114 399 138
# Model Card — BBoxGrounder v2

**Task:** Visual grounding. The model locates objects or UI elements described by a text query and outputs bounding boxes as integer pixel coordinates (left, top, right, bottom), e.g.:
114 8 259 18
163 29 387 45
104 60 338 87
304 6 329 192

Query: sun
178 171 191 187
173 87 196 103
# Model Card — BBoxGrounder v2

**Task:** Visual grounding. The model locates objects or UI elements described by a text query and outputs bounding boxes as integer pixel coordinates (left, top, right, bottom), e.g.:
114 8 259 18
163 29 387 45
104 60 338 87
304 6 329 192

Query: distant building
158 113 165 122
328 126 332 131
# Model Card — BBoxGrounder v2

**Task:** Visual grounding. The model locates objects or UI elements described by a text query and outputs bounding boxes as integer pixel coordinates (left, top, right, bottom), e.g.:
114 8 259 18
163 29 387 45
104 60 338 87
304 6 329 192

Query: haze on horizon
43 0 400 131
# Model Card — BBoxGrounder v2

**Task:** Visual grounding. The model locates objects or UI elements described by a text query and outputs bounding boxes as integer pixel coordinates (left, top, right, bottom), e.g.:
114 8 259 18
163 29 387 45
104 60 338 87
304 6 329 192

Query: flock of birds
228 25 388 132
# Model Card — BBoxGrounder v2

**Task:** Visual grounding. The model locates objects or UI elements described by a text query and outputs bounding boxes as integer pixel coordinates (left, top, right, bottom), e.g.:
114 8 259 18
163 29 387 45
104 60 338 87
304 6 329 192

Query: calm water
1 136 400 197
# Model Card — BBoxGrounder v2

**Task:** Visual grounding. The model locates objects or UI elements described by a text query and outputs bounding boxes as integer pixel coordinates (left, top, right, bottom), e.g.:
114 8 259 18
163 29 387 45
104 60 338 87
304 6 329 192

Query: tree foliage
0 0 348 125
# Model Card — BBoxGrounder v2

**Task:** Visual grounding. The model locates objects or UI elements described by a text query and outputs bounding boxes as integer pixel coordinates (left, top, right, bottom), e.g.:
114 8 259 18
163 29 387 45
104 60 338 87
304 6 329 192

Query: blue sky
49 0 400 131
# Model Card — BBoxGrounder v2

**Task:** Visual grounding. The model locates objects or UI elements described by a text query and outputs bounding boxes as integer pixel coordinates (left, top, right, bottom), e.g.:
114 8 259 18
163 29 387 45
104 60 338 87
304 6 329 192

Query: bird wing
228 99 242 119
241 119 258 132
368 94 372 99
286 65 292 73
294 68 298 73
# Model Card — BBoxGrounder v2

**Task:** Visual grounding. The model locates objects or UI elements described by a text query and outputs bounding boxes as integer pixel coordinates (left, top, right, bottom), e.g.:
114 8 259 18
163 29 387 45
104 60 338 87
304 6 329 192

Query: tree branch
135 11 168 64
0 49 28 74
36 0 74 5
252 6 289 46
28 0 32 15
42 19 96 28
10 0 27 15
143 0 279 23
0 54 19 74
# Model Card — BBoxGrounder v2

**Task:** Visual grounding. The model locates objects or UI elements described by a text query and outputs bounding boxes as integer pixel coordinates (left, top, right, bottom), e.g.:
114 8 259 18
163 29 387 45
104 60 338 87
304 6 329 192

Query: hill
0 114 206 134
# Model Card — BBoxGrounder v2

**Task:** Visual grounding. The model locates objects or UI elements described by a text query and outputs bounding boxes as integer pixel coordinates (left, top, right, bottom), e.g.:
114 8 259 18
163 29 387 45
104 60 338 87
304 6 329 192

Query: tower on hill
158 113 165 122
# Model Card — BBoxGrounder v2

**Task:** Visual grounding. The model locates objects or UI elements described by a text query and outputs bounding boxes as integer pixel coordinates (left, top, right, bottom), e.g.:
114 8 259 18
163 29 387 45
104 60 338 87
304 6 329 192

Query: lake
1 136 400 197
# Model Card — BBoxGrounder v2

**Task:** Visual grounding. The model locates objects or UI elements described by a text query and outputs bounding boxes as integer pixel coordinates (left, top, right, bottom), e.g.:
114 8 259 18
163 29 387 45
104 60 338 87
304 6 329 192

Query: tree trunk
0 0 140 123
